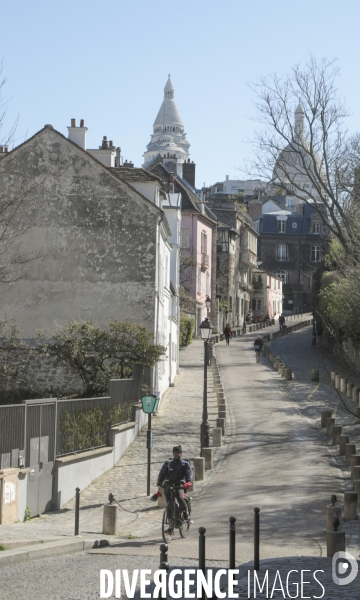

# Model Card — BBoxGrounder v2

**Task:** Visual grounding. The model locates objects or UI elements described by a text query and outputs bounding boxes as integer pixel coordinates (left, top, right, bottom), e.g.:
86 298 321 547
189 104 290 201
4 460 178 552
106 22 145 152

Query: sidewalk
0 338 234 557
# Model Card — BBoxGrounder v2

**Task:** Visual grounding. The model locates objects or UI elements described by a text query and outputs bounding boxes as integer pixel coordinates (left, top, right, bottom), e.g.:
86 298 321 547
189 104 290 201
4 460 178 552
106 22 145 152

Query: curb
0 537 110 567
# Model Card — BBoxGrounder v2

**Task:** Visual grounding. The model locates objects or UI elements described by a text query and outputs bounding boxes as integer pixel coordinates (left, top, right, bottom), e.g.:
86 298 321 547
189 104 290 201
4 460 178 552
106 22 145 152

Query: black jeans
164 487 187 515
225 335 230 345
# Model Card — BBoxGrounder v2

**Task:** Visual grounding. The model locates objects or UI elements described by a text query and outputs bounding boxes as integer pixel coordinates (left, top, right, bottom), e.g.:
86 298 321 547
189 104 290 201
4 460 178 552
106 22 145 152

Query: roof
254 205 322 235
108 166 163 184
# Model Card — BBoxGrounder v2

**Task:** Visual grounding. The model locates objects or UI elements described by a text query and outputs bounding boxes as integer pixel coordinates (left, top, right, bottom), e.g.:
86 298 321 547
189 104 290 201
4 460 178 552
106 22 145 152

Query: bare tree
248 56 360 257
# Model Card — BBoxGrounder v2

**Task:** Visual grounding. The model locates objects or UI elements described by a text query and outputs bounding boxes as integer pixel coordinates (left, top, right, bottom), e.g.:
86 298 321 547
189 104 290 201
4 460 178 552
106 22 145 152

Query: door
26 402 56 516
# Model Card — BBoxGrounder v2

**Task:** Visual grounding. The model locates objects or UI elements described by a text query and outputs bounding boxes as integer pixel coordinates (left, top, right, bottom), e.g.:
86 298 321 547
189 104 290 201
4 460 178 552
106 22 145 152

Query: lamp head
199 317 213 340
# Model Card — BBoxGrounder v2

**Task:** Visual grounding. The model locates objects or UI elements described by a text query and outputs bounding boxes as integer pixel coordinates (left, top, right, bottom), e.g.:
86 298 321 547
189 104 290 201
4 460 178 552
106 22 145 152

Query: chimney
68 118 87 150
182 160 196 188
169 172 175 193
115 147 122 167
87 135 116 167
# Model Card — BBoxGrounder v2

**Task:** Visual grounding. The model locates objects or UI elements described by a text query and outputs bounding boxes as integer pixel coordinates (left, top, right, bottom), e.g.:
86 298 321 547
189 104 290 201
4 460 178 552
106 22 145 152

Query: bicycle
161 481 191 543
255 350 261 363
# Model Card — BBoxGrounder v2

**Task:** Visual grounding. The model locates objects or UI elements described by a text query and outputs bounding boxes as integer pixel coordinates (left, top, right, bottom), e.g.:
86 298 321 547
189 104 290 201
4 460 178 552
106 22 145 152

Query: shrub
180 317 195 348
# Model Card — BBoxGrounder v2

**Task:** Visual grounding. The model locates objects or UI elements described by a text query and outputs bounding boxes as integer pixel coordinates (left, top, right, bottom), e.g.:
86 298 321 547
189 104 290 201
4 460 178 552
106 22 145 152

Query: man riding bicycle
151 445 192 521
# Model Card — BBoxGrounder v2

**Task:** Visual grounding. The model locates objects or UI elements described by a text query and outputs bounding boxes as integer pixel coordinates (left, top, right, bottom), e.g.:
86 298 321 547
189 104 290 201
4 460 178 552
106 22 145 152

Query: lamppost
205 296 211 314
199 317 213 454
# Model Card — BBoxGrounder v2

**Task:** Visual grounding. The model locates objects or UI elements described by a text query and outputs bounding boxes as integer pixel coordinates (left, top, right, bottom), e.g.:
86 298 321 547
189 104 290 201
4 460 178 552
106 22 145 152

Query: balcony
201 253 209 270
240 249 258 266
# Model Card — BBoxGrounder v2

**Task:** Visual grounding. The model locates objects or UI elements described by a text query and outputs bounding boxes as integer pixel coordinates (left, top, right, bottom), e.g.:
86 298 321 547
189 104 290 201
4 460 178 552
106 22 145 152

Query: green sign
141 395 159 414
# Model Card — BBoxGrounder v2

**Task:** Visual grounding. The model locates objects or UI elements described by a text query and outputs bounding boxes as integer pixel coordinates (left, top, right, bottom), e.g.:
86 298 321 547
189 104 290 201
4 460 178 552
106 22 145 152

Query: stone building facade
0 125 174 396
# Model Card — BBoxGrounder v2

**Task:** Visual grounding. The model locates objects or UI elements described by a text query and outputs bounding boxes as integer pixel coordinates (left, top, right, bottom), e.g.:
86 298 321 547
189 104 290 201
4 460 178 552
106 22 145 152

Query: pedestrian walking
254 335 263 363
279 314 285 330
224 323 232 345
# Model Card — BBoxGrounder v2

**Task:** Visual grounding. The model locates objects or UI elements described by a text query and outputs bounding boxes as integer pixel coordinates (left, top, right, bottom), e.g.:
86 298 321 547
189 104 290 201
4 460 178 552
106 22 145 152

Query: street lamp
205 296 211 312
199 317 214 453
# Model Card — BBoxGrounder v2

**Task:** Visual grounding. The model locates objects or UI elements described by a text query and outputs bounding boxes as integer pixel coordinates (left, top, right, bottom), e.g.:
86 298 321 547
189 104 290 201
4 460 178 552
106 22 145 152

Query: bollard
350 456 360 479
345 443 356 466
332 425 342 446
160 543 168 566
326 530 345 557
218 410 226 420
102 503 118 535
334 374 340 390
340 377 347 393
199 527 206 591
254 507 260 571
326 418 335 437
320 410 333 428
344 491 359 521
311 369 319 381
347 383 354 398
74 487 80 535
217 417 226 436
352 466 360 480
158 486 167 508
202 448 213 470
352 387 359 405
355 407 360 425
339 435 350 456
330 372 337 384
193 457 205 481
159 561 169 600
284 368 292 381
229 517 236 569
352 481 360 506
213 427 222 447
326 505 342 531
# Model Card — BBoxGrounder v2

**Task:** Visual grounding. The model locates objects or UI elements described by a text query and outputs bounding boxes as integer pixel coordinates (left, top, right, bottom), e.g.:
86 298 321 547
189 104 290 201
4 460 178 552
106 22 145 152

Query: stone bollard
202 448 213 470
340 377 347 393
350 455 360 473
330 372 337 384
326 530 345 557
158 486 167 508
332 425 342 446
352 466 360 480
191 465 196 491
347 383 354 398
320 410 333 428
326 418 335 437
326 504 342 531
344 491 359 521
345 444 356 465
218 410 226 420
102 503 118 535
334 374 341 390
352 387 359 405
355 407 360 425
213 427 222 447
193 457 205 481
352 481 360 506
284 368 292 381
217 417 226 436
311 369 319 381
339 435 350 456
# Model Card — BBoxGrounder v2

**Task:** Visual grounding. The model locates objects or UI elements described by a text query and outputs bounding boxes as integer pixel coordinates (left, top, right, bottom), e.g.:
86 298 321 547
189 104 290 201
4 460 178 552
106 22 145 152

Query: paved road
1 322 360 598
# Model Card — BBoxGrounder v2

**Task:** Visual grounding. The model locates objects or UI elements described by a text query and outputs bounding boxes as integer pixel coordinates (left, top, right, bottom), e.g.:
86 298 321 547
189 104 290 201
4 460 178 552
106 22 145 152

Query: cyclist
254 335 263 363
150 445 192 520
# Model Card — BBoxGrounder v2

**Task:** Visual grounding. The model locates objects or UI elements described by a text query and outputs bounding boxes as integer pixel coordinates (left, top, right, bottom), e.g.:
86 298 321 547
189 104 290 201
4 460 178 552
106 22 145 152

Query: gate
25 400 56 517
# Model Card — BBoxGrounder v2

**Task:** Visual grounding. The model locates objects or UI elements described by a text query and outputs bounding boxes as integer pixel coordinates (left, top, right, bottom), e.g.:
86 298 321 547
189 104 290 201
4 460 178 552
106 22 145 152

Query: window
229 296 232 311
201 231 208 255
276 271 289 284
241 298 244 315
181 229 189 248
206 272 210 295
197 267 202 293
313 222 321 234
311 246 321 262
277 220 286 233
256 299 262 310
277 244 287 261
218 230 229 252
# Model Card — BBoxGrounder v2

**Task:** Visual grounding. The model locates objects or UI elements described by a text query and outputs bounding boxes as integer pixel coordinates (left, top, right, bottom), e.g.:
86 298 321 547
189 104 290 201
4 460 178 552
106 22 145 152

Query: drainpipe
154 212 165 396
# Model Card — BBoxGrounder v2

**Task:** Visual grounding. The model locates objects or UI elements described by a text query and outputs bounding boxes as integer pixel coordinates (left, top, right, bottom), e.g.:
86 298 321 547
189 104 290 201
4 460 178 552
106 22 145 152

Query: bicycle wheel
162 508 174 543
179 516 190 538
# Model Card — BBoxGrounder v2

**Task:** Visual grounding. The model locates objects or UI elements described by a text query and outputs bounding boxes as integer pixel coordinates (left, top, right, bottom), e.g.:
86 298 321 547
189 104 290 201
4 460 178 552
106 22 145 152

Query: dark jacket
157 458 193 486
254 338 263 351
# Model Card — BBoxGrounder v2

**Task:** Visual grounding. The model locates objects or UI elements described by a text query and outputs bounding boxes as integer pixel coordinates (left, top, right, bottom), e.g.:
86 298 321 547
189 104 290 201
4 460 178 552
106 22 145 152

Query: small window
197 267 202 293
277 220 286 233
292 222 297 229
277 244 287 261
276 271 289 284
313 222 321 234
181 229 189 248
311 246 321 262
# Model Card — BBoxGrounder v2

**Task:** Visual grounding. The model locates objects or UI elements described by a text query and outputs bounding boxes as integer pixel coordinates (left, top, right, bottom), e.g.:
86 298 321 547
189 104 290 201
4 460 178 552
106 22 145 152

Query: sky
1 0 360 188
